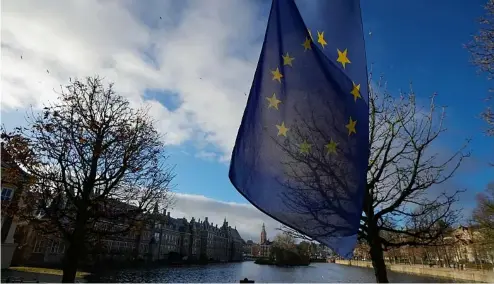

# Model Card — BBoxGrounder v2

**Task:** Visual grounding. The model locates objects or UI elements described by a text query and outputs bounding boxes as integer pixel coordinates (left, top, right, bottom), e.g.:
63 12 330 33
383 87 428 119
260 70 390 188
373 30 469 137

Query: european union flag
229 0 369 258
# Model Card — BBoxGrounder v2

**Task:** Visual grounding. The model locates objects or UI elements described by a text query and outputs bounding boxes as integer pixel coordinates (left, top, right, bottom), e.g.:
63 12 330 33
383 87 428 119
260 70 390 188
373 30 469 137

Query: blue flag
229 0 369 258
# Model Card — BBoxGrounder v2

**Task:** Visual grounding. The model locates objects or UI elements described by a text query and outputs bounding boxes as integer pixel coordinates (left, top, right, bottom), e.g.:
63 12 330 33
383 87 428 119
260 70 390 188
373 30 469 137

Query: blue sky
165 0 494 212
2 0 493 240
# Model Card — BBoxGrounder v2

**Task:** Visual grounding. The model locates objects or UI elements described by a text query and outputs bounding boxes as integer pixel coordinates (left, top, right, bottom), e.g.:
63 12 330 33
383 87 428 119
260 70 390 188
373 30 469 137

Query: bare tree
466 0 494 140
1 76 175 283
272 232 296 251
473 182 494 241
277 76 469 282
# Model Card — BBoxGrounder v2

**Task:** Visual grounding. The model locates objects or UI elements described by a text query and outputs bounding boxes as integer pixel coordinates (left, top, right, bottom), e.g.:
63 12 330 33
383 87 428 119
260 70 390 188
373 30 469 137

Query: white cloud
195 151 218 162
169 193 281 243
1 0 266 159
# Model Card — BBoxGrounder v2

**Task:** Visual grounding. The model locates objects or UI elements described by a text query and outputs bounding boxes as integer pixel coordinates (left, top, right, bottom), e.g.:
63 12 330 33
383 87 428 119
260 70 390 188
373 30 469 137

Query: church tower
260 223 267 244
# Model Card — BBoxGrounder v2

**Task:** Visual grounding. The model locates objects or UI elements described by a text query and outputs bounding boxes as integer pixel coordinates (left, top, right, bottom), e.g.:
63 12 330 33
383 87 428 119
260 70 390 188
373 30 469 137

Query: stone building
11 205 244 267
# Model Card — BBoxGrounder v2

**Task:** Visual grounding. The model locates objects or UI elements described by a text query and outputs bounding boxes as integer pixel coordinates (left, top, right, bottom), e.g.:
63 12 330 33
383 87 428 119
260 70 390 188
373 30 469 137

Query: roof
229 227 243 241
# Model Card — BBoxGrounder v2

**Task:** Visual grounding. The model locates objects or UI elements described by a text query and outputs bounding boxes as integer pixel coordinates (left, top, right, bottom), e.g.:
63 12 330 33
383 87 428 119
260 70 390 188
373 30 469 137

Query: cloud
1 0 267 160
195 151 218 162
169 193 281 242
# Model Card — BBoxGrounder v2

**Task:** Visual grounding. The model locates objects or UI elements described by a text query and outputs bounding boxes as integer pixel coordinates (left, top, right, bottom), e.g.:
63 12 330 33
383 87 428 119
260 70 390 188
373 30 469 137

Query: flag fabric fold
229 0 369 258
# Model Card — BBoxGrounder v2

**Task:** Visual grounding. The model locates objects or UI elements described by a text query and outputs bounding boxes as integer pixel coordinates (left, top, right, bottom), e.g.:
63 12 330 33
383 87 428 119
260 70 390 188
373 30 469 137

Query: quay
335 259 494 283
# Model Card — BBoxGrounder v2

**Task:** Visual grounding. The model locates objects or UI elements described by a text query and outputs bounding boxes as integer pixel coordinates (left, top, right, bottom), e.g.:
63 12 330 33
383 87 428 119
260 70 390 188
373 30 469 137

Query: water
88 261 459 283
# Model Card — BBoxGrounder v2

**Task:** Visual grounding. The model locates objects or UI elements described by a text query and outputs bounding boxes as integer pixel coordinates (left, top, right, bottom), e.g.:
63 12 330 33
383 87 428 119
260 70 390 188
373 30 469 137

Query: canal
87 261 460 283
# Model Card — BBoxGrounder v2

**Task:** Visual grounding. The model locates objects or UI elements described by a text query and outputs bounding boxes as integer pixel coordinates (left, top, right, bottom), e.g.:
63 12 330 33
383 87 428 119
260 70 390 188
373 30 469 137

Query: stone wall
335 260 494 283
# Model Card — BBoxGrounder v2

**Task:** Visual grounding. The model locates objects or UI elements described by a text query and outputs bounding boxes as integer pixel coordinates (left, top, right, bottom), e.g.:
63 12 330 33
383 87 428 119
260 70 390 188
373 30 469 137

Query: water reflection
88 261 460 283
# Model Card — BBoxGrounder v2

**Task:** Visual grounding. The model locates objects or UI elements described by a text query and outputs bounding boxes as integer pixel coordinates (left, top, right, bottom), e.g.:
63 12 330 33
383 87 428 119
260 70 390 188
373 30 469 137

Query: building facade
250 223 272 258
351 225 494 265
11 207 244 267
1 145 30 269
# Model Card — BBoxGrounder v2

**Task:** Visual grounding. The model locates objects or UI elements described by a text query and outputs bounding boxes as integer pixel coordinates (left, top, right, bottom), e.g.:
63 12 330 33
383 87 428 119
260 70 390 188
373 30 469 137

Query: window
33 239 45 253
1 188 13 201
50 240 60 254
107 240 113 252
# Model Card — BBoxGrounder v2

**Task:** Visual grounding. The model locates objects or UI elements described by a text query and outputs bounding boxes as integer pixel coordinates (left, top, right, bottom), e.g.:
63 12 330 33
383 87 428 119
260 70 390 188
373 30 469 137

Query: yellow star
302 37 312 51
271 67 283 83
276 122 289 137
350 82 361 102
317 31 327 49
336 48 351 69
325 139 338 155
345 117 357 136
266 93 281 110
308 29 313 41
282 52 295 67
300 140 312 154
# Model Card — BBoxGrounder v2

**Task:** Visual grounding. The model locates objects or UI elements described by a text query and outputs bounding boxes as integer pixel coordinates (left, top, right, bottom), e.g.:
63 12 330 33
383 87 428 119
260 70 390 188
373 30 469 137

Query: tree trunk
62 241 82 283
62 217 86 283
368 236 389 283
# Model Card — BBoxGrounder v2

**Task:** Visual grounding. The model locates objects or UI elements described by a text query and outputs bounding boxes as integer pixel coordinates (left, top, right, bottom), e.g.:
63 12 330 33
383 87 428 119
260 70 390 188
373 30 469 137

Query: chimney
167 212 170 217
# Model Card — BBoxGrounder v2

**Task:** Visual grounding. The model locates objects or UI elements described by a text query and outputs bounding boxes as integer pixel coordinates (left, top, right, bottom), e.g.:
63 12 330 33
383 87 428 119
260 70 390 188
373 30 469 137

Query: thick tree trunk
368 235 389 283
62 241 82 283
62 218 86 283
133 229 143 260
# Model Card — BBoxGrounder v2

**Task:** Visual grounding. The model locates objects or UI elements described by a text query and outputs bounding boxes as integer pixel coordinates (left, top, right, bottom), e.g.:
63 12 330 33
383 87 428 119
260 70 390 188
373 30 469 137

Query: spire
261 223 267 244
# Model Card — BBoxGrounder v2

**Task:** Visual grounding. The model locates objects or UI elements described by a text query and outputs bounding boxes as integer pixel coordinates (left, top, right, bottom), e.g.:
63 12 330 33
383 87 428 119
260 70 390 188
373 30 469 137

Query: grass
9 266 90 278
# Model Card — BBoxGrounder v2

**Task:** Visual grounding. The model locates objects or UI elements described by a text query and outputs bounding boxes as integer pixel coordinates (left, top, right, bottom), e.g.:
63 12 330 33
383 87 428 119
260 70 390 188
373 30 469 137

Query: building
351 225 494 265
243 240 254 256
1 144 30 269
251 223 272 258
11 206 244 267
259 223 272 257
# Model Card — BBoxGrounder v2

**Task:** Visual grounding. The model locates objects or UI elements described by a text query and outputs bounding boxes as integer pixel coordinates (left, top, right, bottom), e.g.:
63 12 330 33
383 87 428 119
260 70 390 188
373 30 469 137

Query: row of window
33 239 65 254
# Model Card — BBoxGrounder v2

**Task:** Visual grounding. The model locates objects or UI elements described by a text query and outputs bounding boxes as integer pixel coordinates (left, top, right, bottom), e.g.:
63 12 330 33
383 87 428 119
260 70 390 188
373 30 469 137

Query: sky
2 0 493 243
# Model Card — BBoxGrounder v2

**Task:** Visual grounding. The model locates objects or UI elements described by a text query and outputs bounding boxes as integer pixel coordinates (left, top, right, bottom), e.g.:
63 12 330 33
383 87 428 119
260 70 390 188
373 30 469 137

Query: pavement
1 269 86 283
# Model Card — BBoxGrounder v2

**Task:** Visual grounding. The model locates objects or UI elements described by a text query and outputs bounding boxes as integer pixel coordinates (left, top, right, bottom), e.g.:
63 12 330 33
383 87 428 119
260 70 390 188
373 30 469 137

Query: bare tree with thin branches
1 76 175 283
473 182 494 241
277 76 469 283
466 0 494 140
